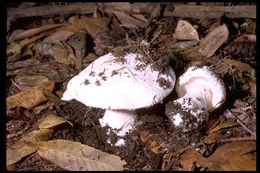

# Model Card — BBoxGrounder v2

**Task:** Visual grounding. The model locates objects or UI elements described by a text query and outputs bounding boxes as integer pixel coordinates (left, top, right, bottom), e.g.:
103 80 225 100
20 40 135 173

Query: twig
228 109 256 137
13 24 65 41
10 78 22 92
149 30 162 45
218 136 256 143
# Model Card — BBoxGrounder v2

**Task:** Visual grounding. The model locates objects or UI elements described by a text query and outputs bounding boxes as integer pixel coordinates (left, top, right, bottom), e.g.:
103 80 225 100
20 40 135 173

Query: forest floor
6 2 256 171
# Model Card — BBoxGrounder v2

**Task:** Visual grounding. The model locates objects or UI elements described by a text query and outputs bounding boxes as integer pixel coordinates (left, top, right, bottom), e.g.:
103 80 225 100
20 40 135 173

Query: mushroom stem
175 86 209 113
99 109 136 137
167 89 209 132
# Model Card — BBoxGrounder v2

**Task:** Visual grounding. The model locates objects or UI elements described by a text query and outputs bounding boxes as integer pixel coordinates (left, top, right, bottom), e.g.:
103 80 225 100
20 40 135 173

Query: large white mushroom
62 52 176 145
165 66 226 132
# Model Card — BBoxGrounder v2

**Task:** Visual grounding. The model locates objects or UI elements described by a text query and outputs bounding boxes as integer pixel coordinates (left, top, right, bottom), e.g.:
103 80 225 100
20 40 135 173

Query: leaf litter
6 2 256 171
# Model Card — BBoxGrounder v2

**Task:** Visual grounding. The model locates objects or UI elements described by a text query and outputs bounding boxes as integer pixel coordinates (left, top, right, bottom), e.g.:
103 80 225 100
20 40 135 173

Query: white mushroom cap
165 66 226 132
62 53 176 110
176 66 226 112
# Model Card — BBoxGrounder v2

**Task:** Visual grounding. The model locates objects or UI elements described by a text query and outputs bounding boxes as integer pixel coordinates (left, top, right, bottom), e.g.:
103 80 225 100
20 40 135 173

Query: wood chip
198 24 229 57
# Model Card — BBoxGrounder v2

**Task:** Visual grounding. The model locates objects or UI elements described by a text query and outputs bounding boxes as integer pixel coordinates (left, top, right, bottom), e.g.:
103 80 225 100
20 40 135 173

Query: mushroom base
99 109 136 146
165 99 208 132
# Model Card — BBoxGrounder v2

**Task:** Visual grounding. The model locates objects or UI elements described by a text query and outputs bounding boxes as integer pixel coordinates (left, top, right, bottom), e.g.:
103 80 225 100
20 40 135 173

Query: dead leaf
171 40 199 49
223 58 254 74
139 130 164 154
52 43 75 64
14 74 49 91
174 20 199 41
7 80 55 110
179 148 207 170
140 130 150 143
7 29 24 43
180 141 256 171
198 24 229 57
6 129 53 166
83 53 97 64
34 41 75 65
110 10 146 28
81 16 110 36
203 131 221 144
65 16 110 36
13 24 65 41
43 30 74 44
34 139 126 171
248 78 256 96
7 31 53 59
205 117 220 134
7 59 40 71
208 118 239 133
7 42 22 57
37 113 73 129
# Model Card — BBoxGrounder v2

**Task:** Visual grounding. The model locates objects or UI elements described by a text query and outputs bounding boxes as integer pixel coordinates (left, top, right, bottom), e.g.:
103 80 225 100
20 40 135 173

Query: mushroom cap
62 53 176 110
175 66 226 112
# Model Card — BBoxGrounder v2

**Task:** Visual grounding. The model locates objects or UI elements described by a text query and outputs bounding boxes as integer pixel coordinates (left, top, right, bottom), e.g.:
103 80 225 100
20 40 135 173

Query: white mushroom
165 66 226 132
62 52 176 145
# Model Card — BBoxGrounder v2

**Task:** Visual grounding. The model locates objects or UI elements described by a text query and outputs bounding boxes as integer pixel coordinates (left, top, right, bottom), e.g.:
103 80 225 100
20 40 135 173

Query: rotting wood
7 3 256 30
164 5 256 19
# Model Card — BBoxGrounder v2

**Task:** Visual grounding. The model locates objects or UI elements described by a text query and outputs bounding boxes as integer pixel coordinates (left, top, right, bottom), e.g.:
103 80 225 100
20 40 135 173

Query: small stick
228 109 256 137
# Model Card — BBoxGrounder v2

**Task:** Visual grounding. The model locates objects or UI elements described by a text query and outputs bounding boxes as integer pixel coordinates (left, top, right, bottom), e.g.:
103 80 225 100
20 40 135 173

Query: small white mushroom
62 52 176 146
165 66 226 132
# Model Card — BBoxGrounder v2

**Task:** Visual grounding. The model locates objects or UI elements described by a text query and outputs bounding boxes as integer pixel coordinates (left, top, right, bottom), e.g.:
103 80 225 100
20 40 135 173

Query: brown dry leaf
81 16 110 36
64 16 110 36
14 74 49 91
35 139 126 171
43 30 74 44
7 29 23 43
198 24 229 57
37 113 73 129
223 58 255 95
205 117 220 134
203 131 221 144
171 40 199 49
174 20 199 41
140 130 150 143
110 10 146 28
83 53 98 64
180 141 256 171
139 130 163 154
208 118 239 133
7 80 55 110
6 129 53 166
13 23 65 41
248 78 256 96
34 41 75 65
223 58 254 74
7 42 22 57
7 31 53 59
179 148 207 170
52 43 76 65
